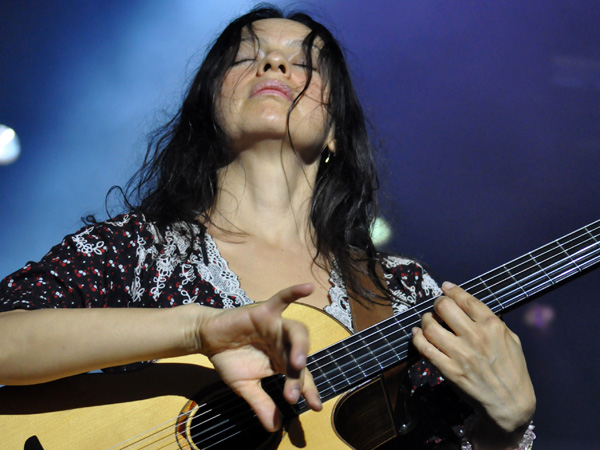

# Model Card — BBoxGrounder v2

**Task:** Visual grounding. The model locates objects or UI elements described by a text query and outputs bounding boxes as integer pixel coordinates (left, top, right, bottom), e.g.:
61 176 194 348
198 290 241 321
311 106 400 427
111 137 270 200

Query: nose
257 51 291 78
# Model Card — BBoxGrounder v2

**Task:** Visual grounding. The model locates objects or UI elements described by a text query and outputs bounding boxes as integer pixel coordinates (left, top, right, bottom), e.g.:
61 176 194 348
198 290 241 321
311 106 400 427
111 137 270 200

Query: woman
0 6 535 449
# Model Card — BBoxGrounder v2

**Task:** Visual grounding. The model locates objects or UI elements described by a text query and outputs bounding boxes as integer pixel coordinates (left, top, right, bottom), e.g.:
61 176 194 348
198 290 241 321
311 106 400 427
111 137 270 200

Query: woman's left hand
411 282 536 434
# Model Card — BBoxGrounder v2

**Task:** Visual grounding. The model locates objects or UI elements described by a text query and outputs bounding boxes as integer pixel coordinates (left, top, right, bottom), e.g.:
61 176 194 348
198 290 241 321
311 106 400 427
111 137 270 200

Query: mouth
250 79 293 101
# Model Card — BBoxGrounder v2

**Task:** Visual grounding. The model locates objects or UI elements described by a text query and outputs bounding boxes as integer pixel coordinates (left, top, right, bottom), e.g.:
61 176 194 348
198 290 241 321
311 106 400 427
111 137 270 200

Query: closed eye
294 63 317 72
233 59 256 66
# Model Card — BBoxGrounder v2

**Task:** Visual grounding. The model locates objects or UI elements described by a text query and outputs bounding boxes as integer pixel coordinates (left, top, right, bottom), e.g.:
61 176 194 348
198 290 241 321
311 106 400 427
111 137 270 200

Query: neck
209 141 321 248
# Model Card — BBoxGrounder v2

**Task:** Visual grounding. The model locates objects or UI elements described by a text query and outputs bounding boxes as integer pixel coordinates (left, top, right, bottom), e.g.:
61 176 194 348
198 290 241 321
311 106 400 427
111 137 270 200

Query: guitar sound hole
183 384 282 450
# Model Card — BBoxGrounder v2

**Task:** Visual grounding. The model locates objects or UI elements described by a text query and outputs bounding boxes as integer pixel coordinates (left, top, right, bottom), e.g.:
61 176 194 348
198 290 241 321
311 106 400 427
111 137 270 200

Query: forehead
241 18 315 49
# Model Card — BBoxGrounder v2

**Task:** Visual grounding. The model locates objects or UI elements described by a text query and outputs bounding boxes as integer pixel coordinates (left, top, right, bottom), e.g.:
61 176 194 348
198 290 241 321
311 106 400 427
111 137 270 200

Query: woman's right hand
193 283 322 432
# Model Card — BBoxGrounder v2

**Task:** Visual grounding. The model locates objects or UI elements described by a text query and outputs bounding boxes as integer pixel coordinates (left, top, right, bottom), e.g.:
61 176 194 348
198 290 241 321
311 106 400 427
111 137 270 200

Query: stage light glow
371 217 392 246
0 125 21 165
523 303 555 332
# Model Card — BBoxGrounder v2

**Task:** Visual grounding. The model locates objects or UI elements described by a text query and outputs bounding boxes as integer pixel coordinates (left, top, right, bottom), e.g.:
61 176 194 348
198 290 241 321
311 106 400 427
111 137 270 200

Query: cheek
296 82 329 125
215 76 243 132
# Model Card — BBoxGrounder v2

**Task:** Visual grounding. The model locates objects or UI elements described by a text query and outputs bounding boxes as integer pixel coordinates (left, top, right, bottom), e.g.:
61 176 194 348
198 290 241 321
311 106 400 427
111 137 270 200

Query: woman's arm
0 284 321 432
411 282 536 450
0 306 199 384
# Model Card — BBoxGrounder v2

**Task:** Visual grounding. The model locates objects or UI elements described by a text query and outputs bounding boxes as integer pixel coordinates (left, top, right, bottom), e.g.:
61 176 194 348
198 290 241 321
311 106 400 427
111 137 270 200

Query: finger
420 311 461 357
301 369 322 411
411 326 453 370
442 281 495 322
283 365 303 404
432 295 477 337
268 283 314 312
236 382 283 432
282 318 309 371
265 284 314 314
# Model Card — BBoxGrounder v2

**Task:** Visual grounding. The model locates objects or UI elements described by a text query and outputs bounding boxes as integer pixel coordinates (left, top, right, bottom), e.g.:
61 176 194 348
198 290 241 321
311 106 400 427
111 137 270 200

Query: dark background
1 1 598 447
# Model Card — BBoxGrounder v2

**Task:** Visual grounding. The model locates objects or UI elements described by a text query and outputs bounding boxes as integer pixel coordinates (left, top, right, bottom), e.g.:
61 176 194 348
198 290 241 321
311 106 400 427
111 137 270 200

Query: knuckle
423 344 438 360
434 296 453 314
421 312 434 327
510 330 522 346
446 363 465 381
469 326 489 349
457 349 478 370
485 315 505 333
421 318 437 338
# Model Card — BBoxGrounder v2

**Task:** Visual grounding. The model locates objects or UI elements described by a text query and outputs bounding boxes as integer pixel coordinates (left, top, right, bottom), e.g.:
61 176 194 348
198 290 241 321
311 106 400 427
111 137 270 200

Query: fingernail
296 353 306 366
442 281 456 289
411 327 419 336
291 386 300 402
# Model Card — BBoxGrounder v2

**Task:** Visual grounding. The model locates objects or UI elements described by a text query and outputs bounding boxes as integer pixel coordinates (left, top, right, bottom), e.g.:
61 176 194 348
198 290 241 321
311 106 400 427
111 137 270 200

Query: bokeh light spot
371 217 392 247
0 125 21 165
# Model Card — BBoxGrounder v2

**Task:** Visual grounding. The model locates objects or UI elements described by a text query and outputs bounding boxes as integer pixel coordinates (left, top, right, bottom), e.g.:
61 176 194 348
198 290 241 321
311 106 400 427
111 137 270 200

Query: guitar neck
279 220 600 413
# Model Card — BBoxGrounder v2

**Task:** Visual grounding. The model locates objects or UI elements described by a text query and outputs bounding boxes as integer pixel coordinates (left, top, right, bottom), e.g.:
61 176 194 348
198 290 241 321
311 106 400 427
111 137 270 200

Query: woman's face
216 18 332 161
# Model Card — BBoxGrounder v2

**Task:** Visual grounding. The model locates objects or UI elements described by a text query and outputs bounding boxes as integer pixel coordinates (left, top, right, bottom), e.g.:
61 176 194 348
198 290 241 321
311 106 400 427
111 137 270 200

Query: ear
325 126 336 153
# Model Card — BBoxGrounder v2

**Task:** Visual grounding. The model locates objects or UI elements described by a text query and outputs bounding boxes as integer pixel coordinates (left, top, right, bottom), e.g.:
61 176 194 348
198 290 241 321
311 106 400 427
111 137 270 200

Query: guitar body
0 304 397 450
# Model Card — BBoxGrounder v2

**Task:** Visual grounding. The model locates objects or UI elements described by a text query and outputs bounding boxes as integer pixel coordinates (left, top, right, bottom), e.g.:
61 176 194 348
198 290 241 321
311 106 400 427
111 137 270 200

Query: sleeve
381 256 536 449
0 214 156 312
380 255 473 448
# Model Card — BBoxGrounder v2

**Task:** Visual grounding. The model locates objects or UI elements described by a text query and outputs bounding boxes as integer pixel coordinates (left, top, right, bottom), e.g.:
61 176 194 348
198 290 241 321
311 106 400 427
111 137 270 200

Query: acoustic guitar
1 220 598 450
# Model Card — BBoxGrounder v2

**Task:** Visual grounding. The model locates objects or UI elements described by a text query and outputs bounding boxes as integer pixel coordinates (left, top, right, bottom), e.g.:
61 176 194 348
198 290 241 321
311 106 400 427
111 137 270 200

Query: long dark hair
123 5 389 305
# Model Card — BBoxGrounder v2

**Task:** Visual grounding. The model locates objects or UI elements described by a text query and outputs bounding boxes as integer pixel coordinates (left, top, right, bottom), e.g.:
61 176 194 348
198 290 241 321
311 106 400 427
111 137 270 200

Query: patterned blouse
0 213 473 448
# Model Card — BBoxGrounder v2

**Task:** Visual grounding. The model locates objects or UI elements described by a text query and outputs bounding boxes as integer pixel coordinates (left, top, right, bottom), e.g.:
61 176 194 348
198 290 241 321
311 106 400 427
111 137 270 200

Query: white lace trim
382 255 443 315
324 267 353 331
72 227 105 257
115 219 435 325
130 221 253 308
189 233 253 308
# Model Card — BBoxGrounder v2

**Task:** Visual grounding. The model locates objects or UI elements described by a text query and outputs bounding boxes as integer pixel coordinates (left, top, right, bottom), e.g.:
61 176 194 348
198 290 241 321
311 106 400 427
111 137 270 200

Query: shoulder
62 213 161 255
378 253 443 310
379 253 437 285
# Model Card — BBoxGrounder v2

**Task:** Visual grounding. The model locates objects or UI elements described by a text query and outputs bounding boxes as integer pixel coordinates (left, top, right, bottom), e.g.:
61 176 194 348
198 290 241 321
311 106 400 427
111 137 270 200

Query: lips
250 79 293 101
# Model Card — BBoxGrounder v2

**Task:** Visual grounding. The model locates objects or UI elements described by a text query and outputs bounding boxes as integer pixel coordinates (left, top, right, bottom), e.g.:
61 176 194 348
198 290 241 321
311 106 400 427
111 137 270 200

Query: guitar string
164 227 600 449
126 231 600 449
185 230 600 449
118 229 600 445
111 223 600 449
201 225 600 447
308 229 600 390
109 222 600 449
295 221 600 386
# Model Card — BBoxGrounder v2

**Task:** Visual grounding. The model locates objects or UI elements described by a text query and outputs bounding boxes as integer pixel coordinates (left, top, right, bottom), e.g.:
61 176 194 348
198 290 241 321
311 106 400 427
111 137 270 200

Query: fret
283 219 600 418
476 275 504 312
332 342 369 383
307 354 337 400
553 229 593 281
336 333 385 380
579 253 600 271
323 347 351 390
585 225 600 245
375 324 400 360
531 242 568 276
346 344 369 381
499 254 552 308
395 303 425 334
498 263 528 305
558 228 592 261
366 339 385 371
528 251 553 283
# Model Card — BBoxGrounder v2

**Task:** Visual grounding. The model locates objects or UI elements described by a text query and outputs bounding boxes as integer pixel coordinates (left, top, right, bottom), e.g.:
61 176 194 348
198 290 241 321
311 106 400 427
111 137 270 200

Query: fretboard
276 220 600 413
